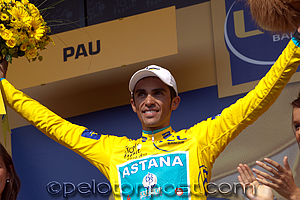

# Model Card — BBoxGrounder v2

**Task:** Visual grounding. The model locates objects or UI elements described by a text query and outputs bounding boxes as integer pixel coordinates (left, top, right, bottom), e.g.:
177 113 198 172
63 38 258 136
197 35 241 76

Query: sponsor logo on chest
121 155 184 178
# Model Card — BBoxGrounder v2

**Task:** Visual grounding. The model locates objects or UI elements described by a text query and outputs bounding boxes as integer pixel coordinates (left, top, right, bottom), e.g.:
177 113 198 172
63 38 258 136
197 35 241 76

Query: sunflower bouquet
0 0 54 63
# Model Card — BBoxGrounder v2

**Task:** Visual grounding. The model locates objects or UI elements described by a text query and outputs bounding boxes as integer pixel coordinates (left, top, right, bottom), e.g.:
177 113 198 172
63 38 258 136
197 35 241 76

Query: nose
145 94 155 106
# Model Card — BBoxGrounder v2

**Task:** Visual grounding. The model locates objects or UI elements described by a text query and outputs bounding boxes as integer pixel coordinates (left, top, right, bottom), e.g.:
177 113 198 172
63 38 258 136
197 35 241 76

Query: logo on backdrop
224 0 294 85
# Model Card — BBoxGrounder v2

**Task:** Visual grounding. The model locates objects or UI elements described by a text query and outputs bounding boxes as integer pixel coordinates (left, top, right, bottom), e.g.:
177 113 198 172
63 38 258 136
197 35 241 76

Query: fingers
237 164 250 194
244 164 257 181
254 169 279 190
264 158 285 172
252 167 277 184
256 174 267 181
283 156 291 171
255 159 282 177
237 164 258 198
237 164 251 183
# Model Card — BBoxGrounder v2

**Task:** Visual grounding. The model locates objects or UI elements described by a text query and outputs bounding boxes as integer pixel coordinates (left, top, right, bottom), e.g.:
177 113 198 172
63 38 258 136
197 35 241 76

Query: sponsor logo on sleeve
81 129 101 140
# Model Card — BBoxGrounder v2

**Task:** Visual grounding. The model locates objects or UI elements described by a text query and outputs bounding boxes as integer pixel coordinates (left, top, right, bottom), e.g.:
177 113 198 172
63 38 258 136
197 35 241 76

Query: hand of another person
237 163 274 200
254 156 300 200
0 59 8 79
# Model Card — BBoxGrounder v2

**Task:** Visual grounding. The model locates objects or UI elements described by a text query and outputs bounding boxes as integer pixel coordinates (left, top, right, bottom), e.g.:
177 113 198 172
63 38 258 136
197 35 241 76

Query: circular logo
224 1 275 65
142 172 157 189
175 188 183 196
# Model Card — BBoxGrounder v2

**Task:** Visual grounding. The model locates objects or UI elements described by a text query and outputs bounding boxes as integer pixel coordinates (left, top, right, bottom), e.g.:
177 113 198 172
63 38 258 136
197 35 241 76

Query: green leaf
6 54 11 63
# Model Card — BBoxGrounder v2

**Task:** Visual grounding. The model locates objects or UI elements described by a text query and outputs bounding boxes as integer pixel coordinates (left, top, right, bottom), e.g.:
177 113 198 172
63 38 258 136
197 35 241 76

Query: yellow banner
9 6 178 90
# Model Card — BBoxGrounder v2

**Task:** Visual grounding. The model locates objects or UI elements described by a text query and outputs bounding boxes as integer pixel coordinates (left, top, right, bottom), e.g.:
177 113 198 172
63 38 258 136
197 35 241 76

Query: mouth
142 109 159 117
143 110 158 114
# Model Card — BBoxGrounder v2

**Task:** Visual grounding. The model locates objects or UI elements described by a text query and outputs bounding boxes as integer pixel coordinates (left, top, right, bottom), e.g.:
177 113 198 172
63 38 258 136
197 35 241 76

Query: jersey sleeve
0 79 124 179
191 38 300 166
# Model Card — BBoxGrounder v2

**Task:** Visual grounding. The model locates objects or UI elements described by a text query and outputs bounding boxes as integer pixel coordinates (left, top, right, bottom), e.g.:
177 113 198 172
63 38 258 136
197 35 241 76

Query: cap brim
129 70 160 93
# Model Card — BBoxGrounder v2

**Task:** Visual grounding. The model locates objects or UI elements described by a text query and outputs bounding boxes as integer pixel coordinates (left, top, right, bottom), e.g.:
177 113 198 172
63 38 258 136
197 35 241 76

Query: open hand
237 163 274 200
254 157 300 200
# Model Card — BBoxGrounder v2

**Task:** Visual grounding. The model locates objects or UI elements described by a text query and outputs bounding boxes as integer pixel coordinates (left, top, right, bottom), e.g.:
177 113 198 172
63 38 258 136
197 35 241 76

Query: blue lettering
177 136 187 140
63 47 74 62
63 40 101 62
77 182 91 194
63 182 75 198
97 182 112 195
89 40 100 55
47 180 112 197
75 44 88 59
46 181 61 195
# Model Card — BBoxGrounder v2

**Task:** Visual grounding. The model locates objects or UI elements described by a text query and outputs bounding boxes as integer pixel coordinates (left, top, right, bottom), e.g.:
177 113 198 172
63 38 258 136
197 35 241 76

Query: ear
171 96 180 111
130 99 137 113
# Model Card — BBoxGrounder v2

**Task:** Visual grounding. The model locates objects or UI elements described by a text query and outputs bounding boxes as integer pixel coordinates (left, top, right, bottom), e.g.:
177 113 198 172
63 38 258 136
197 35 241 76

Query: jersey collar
141 126 173 142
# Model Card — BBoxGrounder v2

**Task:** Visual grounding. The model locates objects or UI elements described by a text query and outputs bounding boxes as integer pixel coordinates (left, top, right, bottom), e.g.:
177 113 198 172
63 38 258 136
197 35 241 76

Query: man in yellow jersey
1 29 300 200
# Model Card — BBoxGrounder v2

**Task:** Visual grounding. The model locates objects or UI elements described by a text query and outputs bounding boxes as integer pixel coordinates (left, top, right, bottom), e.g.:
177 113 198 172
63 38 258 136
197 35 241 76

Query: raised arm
193 30 300 166
0 60 123 179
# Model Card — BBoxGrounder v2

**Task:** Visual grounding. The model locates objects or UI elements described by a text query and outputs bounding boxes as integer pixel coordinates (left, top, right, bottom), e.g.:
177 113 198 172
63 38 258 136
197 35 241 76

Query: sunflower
21 0 29 5
8 6 30 28
0 0 15 4
27 17 45 40
0 24 5 31
15 1 25 8
27 3 40 17
0 13 9 21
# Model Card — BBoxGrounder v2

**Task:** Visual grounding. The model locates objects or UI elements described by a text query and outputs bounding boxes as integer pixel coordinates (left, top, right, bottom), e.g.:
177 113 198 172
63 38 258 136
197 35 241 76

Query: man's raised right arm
0 60 121 177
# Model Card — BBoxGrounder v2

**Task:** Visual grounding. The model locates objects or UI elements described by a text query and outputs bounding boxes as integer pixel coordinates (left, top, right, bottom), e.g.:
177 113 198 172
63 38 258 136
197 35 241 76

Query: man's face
130 77 180 131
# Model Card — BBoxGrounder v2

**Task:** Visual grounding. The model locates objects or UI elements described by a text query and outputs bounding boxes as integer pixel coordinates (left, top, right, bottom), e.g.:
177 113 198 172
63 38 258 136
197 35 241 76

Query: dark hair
168 86 177 101
292 92 300 108
246 0 300 32
0 144 20 200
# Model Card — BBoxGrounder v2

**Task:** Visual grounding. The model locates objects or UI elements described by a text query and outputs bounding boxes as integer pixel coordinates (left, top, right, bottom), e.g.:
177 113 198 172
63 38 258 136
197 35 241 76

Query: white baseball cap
129 65 178 96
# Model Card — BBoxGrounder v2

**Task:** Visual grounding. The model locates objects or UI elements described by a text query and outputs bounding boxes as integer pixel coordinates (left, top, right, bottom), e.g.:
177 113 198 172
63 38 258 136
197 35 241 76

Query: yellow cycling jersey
1 38 300 200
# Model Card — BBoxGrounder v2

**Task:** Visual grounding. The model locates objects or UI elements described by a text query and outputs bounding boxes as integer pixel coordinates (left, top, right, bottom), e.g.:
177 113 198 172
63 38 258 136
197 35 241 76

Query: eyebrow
134 88 167 94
